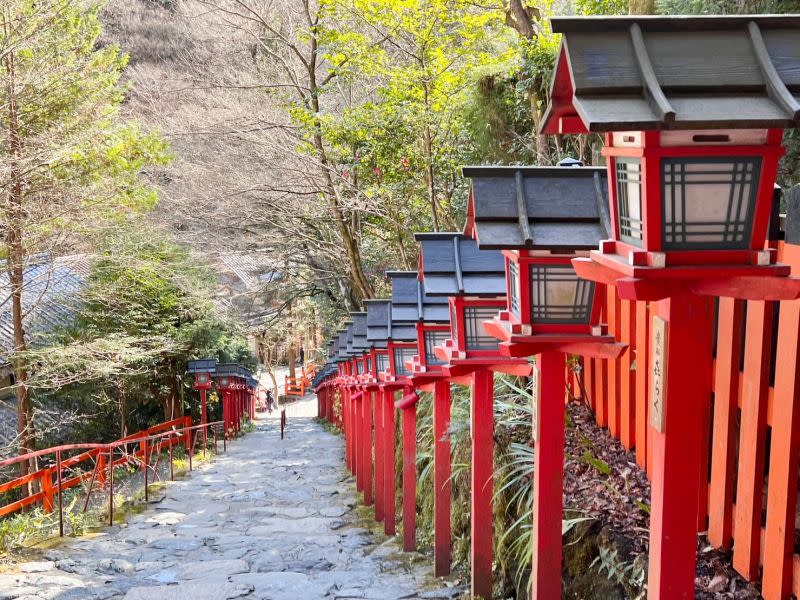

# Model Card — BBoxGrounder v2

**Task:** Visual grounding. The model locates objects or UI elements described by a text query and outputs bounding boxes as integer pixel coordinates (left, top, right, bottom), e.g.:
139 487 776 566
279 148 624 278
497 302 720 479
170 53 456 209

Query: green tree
25 226 254 440
0 0 169 471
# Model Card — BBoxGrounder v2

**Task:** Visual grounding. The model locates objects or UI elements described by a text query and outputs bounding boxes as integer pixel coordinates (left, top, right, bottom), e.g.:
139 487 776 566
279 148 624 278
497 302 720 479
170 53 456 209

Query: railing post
647 294 713 600
96 451 107 487
169 435 174 481
374 389 384 523
531 352 566 599
383 389 397 536
363 390 373 507
143 437 149 503
401 403 416 552
200 388 208 452
108 449 114 526
41 467 55 513
762 276 800 600
188 429 193 472
56 451 64 537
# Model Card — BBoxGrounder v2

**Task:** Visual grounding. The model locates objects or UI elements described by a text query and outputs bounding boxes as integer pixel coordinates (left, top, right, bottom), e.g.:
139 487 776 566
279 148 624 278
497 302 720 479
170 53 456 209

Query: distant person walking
299 346 305 365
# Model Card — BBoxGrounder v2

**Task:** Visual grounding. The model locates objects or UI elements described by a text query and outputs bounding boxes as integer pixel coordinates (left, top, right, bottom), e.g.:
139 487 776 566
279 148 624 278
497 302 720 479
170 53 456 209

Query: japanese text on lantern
649 316 667 433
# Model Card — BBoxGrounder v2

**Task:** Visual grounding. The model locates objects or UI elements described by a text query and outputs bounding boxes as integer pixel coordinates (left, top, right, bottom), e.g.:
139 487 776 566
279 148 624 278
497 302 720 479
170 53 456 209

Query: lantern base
573 253 800 302
484 316 627 360
434 342 532 378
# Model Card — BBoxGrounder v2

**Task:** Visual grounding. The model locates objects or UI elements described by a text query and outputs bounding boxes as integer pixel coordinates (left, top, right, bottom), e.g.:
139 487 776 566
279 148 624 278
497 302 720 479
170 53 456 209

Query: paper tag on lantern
531 359 541 442
649 316 668 433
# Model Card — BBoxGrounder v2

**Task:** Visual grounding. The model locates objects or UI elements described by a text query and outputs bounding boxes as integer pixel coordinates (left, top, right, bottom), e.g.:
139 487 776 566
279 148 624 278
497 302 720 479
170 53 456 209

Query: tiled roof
0 255 90 362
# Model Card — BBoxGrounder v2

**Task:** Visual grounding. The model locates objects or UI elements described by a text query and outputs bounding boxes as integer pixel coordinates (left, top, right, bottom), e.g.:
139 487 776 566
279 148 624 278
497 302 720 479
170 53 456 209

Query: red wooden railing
284 377 306 397
580 239 800 600
0 416 226 537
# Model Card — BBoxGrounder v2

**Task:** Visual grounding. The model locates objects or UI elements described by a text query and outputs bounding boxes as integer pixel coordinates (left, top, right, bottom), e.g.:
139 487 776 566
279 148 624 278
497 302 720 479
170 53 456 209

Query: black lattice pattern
529 264 594 324
464 306 499 351
424 330 449 366
661 157 760 249
616 159 643 246
393 347 415 376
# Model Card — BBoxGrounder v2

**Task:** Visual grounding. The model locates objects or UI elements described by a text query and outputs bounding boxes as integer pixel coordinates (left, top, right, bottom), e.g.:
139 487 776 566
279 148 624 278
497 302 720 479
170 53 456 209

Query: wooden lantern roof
344 321 356 356
462 165 611 251
217 363 240 377
388 270 450 322
327 340 336 359
351 312 370 351
365 299 391 348
187 358 217 374
336 328 349 361
542 15 800 134
414 233 506 297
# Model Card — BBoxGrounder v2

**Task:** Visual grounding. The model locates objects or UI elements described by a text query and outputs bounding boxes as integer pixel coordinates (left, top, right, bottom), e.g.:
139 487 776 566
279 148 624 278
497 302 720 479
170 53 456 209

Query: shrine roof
541 15 800 133
463 165 610 250
365 299 391 347
413 233 506 297
387 270 450 323
351 312 370 351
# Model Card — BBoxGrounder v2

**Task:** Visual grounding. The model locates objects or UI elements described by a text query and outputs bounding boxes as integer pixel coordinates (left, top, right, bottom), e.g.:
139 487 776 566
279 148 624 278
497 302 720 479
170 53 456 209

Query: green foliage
656 0 800 13
26 227 254 445
1 0 172 237
592 547 647 599
576 0 630 14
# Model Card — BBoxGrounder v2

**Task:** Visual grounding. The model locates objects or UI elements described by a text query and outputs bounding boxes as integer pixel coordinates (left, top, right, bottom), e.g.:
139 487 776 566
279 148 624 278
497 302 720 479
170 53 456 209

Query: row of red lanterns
317 14 800 600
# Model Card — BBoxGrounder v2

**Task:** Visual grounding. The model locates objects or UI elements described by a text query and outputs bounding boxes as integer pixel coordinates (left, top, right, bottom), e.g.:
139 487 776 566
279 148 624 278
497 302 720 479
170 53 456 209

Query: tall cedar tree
0 0 169 475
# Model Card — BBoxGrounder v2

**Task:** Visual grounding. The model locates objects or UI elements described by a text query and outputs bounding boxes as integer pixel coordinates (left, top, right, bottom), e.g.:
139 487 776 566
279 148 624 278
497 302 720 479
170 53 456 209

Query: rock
19 561 55 573
231 572 331 600
147 537 203 552
174 559 249 580
123 583 252 600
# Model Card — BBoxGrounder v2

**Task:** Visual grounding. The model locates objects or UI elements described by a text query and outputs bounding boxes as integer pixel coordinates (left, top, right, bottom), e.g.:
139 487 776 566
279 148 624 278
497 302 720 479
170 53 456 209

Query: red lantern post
188 359 216 449
416 232 531 599
541 15 800 599
463 164 626 598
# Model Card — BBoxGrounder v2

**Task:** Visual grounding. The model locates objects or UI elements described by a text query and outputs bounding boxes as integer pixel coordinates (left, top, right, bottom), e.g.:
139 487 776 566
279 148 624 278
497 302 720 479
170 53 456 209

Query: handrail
0 417 229 535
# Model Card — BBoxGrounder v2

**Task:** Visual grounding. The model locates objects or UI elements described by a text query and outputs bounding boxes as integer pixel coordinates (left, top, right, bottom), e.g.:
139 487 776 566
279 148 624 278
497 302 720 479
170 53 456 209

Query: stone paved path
0 396 462 600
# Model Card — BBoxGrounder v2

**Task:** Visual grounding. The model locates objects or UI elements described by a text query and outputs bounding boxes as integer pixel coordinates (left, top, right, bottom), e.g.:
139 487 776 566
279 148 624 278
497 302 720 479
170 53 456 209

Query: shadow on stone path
0 396 463 600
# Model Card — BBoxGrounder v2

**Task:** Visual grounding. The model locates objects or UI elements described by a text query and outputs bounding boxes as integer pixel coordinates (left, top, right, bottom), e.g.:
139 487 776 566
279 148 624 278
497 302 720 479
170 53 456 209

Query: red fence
581 240 800 600
0 416 225 537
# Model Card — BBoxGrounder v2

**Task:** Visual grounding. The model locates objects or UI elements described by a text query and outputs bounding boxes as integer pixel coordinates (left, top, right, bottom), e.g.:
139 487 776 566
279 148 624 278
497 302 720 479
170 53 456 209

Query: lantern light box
541 15 800 278
216 362 241 390
414 233 529 375
463 163 620 353
187 358 216 389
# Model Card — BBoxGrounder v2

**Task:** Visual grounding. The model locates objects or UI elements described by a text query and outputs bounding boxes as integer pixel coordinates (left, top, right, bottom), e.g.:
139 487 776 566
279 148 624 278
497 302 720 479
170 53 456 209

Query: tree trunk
502 0 551 163
287 343 297 380
307 32 373 302
3 37 35 478
119 381 127 438
423 122 441 231
629 0 655 14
